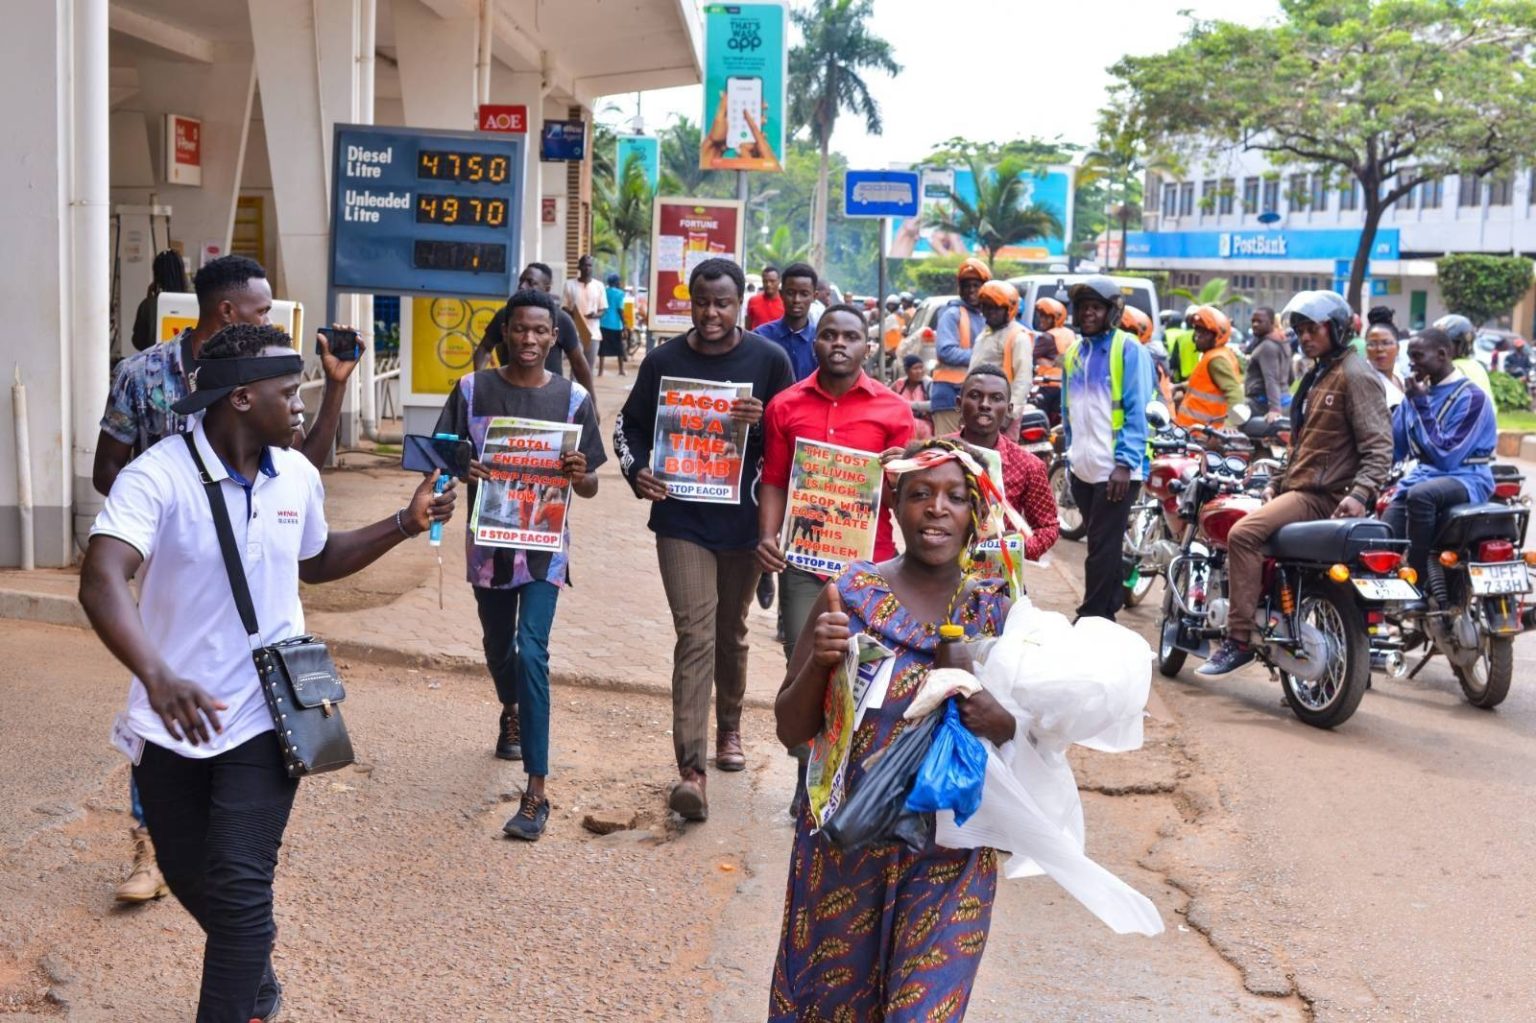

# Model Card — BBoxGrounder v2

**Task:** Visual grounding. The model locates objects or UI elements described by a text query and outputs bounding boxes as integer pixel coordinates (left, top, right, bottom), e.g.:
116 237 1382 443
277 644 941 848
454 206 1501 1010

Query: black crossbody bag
183 433 354 778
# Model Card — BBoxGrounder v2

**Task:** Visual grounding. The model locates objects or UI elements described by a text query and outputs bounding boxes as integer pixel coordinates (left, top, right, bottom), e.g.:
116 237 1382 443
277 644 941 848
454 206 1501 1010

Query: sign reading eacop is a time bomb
647 198 745 334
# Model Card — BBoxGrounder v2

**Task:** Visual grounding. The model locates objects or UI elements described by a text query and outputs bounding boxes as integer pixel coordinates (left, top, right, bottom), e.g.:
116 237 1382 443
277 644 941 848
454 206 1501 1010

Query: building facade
1126 147 1536 331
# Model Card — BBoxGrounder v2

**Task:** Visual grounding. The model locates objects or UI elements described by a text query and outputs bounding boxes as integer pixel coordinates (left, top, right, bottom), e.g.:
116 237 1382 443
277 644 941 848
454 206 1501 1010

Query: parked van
1007 273 1162 339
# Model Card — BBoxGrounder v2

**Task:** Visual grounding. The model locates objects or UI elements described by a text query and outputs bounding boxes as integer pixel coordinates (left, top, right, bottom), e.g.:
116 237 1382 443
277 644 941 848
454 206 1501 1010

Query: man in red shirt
757 304 915 656
949 364 1059 562
745 265 784 330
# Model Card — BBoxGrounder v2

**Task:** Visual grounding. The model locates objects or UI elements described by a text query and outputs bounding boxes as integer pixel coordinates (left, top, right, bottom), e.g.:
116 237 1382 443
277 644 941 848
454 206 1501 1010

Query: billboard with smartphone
699 2 786 173
887 165 1075 262
647 198 746 334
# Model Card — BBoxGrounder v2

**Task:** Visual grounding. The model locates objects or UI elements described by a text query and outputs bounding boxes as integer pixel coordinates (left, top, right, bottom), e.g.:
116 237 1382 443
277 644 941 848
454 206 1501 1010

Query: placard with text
470 417 579 550
781 439 883 576
646 197 744 334
650 376 750 504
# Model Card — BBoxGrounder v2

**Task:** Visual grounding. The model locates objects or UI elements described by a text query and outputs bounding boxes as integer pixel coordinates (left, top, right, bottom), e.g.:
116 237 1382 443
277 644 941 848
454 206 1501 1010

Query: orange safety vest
1034 327 1074 390
1000 324 1026 389
932 305 976 385
1175 346 1241 428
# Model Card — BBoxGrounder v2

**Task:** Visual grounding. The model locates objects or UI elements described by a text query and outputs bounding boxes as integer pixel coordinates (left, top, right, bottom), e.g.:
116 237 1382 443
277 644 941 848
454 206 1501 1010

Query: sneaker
715 730 746 772
502 792 550 841
756 572 776 610
252 962 282 1023
114 826 169 902
1197 639 1257 676
495 706 522 761
668 772 708 822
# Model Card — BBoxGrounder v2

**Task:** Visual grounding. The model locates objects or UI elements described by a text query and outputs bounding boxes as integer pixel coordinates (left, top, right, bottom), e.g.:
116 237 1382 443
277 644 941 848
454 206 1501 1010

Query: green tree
753 224 808 268
1084 104 1176 270
1170 276 1252 312
788 0 900 269
921 155 1065 271
594 157 655 282
1438 254 1535 327
656 116 734 197
1108 0 1536 308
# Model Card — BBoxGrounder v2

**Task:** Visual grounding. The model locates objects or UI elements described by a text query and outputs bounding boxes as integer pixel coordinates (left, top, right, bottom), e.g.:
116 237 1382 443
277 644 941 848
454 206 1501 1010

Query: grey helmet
1281 290 1354 349
1067 276 1127 331
1433 314 1476 356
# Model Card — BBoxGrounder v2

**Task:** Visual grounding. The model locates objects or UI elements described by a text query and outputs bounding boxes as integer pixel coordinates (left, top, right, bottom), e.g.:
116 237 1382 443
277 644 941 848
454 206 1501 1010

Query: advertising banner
616 135 661 192
781 439 884 576
1122 227 1401 263
470 417 580 551
888 164 1074 261
408 296 500 396
647 197 745 333
651 375 751 504
540 120 586 161
700 1 786 173
166 114 202 186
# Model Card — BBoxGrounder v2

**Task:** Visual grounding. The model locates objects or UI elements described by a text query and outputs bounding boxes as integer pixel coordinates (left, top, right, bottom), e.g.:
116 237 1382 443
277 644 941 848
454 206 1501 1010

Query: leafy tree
1084 103 1176 270
753 224 808 268
1170 276 1252 312
1108 0 1536 308
1489 370 1532 413
656 116 734 198
1437 254 1536 327
594 157 654 282
788 0 900 270
921 156 1065 271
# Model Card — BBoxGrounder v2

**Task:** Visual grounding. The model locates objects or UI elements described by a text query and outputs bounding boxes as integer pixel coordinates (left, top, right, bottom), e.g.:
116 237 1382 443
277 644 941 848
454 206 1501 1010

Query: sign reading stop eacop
478 104 528 134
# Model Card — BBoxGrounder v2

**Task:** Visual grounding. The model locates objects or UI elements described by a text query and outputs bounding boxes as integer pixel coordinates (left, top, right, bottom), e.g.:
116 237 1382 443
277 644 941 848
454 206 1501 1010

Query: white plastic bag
934 598 1164 937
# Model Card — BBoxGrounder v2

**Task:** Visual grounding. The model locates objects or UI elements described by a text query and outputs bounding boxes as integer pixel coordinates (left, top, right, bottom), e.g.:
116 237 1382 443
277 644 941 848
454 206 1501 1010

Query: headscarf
956 258 992 283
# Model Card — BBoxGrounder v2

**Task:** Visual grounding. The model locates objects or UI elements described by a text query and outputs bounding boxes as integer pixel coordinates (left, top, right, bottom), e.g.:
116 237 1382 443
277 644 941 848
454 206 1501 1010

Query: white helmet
885 293 900 307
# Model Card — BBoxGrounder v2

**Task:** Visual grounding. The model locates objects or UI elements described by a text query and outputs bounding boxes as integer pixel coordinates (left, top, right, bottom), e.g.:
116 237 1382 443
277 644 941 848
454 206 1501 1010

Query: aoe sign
478 104 528 134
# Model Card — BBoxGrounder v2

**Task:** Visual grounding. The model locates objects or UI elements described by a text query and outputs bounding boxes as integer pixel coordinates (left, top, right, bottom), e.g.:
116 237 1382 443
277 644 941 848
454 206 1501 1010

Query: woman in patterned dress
770 439 1019 1022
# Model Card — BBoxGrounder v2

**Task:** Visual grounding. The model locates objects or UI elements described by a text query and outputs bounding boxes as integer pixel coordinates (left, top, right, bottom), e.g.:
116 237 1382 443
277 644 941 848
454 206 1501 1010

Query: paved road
1053 532 1536 1022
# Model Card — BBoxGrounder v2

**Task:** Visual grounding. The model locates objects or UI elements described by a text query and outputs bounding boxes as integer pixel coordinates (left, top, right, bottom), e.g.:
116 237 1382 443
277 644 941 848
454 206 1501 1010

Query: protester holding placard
435 288 606 842
614 258 794 823
757 304 915 657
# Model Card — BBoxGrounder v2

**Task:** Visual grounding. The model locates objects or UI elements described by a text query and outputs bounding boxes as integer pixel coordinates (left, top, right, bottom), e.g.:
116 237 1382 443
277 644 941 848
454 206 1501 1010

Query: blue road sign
844 170 921 219
329 124 523 299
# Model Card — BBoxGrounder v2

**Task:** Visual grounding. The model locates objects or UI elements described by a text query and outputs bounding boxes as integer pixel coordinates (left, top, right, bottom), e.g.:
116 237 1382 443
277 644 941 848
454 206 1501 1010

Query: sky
597 0 1281 167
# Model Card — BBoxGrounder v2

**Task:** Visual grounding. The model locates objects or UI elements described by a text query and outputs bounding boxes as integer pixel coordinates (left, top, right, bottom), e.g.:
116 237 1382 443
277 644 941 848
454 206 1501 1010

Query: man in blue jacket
930 258 991 436
1061 276 1155 622
1385 326 1497 581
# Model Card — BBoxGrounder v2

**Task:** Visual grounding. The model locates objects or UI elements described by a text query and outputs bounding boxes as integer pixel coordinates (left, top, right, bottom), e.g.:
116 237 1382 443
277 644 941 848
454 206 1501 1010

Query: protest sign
470 417 579 550
807 634 893 830
651 375 750 503
781 439 883 576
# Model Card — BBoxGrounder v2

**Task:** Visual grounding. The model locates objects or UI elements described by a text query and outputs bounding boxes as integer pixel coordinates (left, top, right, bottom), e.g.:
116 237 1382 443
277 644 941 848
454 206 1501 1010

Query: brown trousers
656 536 760 773
1225 489 1338 641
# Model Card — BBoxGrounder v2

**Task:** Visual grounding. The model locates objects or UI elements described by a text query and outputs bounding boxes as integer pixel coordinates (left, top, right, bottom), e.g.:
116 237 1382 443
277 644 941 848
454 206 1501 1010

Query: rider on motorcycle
969 281 1036 414
1032 296 1074 422
1431 314 1495 399
1384 326 1498 582
1200 291 1393 675
1174 305 1247 430
1122 307 1174 406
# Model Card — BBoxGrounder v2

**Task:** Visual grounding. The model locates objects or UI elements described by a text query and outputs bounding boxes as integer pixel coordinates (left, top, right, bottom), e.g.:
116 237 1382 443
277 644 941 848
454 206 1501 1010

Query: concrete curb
0 587 777 711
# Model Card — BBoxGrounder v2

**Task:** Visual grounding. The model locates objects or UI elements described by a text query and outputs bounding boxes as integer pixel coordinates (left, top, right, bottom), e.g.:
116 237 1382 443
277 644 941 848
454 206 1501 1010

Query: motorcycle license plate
1023 442 1054 456
1468 562 1531 595
1352 577 1420 601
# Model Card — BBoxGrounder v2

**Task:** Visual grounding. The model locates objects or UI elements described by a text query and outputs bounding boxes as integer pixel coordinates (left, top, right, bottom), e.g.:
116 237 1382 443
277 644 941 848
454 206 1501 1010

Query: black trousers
1070 473 1138 621
134 731 298 1023
1383 476 1470 577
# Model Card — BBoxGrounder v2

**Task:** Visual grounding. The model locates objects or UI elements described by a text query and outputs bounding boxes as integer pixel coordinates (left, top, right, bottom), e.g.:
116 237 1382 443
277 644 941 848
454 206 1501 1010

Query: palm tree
922 156 1065 271
753 225 809 268
594 157 654 282
1170 277 1252 314
788 0 899 270
657 117 733 198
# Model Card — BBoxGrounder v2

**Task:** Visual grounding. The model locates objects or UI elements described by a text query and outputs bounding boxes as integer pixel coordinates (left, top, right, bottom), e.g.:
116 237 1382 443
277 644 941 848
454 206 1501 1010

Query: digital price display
329 124 524 298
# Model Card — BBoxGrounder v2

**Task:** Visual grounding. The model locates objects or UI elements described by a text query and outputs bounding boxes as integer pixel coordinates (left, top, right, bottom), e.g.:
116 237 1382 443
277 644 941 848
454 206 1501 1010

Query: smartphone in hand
317 326 362 361
401 434 473 480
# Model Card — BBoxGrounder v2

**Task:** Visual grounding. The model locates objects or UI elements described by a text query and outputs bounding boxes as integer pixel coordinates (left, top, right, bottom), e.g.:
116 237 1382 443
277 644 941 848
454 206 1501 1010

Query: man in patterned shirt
91 253 363 906
948 364 1060 562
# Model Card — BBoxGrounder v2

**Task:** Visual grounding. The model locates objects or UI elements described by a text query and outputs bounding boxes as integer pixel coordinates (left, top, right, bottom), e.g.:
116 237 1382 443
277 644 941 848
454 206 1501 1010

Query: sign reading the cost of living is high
329 123 524 299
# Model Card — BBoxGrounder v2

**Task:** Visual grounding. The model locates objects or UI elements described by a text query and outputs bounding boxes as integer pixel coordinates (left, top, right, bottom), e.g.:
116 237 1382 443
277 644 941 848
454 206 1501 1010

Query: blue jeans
473 582 559 777
130 777 145 826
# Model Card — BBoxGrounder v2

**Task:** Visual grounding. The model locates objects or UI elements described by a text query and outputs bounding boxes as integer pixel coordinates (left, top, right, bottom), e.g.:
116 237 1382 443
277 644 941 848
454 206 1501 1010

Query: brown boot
715 729 745 772
668 770 708 822
115 826 168 902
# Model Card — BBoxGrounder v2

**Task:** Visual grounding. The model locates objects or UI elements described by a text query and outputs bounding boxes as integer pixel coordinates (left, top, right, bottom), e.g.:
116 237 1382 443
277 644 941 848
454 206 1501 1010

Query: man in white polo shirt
79 323 456 1023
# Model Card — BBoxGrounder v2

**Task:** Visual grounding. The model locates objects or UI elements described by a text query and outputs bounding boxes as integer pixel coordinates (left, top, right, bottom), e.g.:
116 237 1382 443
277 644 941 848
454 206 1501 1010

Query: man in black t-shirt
474 262 597 403
614 258 794 823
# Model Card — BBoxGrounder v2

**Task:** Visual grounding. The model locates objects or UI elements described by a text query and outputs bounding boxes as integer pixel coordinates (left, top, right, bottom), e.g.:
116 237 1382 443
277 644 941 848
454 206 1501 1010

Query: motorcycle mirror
1146 400 1170 430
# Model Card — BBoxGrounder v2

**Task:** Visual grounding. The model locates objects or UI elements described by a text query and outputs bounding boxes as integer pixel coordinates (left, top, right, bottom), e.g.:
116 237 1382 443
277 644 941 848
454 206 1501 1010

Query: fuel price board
329 124 524 298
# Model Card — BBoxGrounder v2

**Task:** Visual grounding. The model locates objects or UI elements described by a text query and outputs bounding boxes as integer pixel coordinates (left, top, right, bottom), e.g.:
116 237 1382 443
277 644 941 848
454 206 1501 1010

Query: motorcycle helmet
1433 313 1476 357
1121 306 1154 343
1188 305 1232 346
884 293 900 309
1281 290 1354 349
1067 276 1126 332
1034 296 1068 330
1159 309 1179 328
978 280 1020 320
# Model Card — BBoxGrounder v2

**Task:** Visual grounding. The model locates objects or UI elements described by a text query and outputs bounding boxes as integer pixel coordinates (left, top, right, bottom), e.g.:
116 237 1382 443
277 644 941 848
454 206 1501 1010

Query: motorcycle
1122 415 1197 607
1156 440 1421 729
1046 423 1085 542
1376 464 1534 708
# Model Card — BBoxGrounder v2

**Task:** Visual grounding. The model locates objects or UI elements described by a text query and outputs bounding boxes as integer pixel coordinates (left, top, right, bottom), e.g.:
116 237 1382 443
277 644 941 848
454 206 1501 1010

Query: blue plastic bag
904 699 988 826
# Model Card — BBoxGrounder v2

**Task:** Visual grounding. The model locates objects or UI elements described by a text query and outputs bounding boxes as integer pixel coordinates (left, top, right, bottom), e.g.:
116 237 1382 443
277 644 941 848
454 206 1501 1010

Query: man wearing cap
1061 276 1156 622
930 257 991 436
91 253 362 910
79 322 457 1023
